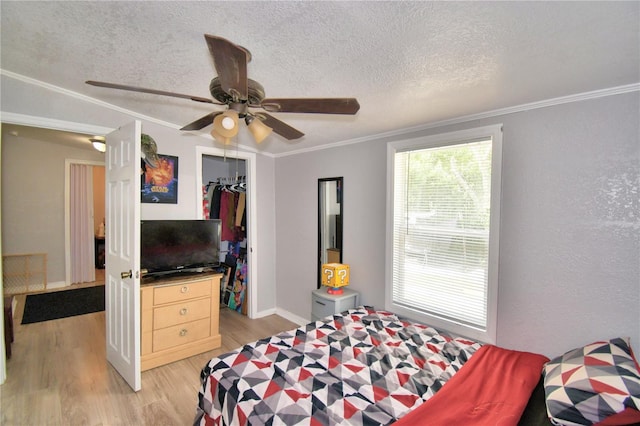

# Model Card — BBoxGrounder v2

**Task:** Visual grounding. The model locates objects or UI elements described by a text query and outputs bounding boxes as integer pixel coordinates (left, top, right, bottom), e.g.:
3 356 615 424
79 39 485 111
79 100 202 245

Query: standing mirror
318 177 343 288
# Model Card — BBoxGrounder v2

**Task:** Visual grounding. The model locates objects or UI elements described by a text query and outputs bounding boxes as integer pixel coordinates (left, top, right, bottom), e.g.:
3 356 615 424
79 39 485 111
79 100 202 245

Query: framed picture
141 154 178 204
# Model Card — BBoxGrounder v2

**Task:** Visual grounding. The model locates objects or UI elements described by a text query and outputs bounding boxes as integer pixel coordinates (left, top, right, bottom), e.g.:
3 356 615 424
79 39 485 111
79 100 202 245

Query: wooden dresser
141 272 222 371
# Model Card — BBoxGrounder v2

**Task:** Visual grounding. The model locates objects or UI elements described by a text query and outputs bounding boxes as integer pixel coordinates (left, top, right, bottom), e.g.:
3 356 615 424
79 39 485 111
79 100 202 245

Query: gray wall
1 136 104 284
274 92 640 358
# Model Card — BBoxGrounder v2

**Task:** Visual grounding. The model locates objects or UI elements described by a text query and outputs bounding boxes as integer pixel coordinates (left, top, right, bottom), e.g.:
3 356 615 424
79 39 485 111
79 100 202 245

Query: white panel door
105 121 141 391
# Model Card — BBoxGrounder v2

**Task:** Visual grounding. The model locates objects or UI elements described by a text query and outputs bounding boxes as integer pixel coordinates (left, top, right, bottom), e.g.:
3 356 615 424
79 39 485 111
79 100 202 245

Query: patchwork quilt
195 307 481 425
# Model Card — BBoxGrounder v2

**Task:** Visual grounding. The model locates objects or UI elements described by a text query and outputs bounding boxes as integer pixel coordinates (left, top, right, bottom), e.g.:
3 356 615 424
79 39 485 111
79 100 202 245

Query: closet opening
202 154 249 316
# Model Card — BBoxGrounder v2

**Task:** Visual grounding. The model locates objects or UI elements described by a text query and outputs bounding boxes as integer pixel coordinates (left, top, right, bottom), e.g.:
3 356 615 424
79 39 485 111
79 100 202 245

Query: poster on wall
141 154 178 204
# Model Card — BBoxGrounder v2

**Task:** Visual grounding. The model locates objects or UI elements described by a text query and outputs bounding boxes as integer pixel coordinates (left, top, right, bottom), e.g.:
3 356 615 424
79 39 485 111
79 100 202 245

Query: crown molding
1 111 114 136
273 82 640 158
1 69 269 156
2 69 637 159
1 69 180 130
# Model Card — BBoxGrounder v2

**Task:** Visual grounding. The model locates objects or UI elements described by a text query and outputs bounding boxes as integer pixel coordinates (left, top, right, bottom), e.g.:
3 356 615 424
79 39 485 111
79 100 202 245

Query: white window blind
387 125 502 343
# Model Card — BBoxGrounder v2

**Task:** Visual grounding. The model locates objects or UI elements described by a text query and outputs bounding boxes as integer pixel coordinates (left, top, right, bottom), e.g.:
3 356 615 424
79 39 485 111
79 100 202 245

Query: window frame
385 124 503 344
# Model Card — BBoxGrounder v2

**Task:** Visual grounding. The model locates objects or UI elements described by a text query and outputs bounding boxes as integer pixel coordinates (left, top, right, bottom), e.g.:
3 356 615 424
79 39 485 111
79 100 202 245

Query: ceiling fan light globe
210 128 232 145
247 118 273 143
221 116 235 130
213 110 239 138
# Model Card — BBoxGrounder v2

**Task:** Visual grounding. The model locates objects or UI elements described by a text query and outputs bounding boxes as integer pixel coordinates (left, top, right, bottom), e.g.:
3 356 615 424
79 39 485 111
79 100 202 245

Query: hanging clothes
235 192 246 228
219 189 235 241
210 186 222 219
204 178 247 243
202 185 211 219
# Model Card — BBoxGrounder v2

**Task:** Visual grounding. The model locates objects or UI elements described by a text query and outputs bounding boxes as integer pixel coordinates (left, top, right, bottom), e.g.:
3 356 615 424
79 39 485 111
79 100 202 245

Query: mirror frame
318 177 343 289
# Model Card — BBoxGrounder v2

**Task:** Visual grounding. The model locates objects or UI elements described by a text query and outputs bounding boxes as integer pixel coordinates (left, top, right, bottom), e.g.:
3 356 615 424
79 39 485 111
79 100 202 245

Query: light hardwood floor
1 279 298 425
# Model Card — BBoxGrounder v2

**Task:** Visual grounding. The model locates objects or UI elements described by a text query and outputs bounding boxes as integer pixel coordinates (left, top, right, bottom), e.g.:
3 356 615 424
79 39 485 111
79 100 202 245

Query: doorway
196 146 257 318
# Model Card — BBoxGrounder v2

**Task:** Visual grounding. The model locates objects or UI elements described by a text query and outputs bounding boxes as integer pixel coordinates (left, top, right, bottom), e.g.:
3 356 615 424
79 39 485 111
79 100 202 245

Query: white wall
1 136 104 284
274 91 640 358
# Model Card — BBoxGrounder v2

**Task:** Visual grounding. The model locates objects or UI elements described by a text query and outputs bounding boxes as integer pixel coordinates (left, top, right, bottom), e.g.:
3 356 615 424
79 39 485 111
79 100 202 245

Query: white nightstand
311 288 359 321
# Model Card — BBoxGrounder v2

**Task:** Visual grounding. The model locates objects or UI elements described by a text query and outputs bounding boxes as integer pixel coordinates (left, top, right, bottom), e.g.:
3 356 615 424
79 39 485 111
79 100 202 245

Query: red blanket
394 345 549 426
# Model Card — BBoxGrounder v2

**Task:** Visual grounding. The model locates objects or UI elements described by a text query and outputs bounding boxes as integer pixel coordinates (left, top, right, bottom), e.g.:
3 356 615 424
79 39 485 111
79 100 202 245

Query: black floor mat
21 285 105 324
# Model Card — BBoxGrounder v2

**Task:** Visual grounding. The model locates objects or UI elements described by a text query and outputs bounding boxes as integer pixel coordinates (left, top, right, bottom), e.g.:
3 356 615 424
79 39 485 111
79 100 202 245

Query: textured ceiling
1 1 639 154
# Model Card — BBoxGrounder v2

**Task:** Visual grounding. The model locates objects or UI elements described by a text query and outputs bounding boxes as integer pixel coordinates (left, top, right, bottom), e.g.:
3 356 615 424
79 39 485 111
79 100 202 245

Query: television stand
140 271 222 370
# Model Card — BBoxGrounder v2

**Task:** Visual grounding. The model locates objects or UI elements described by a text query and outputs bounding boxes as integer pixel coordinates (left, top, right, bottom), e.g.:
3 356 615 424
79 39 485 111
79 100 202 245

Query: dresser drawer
153 297 211 330
312 294 338 319
153 279 211 305
311 288 359 321
152 318 211 352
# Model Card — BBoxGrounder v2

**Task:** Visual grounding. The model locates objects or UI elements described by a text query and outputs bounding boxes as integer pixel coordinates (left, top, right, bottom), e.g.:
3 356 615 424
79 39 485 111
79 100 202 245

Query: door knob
121 270 132 279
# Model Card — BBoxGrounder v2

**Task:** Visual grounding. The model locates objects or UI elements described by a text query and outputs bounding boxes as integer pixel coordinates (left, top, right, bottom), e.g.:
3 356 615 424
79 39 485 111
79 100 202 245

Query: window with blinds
386 125 502 343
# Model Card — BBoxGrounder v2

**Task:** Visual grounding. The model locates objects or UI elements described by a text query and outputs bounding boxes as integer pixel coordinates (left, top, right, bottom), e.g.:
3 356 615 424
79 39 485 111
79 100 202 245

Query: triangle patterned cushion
543 337 640 425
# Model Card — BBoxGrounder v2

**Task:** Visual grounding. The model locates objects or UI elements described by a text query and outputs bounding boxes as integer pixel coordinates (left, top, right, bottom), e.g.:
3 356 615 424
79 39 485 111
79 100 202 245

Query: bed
195 307 552 425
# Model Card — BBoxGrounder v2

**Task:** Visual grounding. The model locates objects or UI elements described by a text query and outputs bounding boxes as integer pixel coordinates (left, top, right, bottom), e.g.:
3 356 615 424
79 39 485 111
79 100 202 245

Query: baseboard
252 307 313 327
252 307 277 318
274 308 310 327
46 281 68 289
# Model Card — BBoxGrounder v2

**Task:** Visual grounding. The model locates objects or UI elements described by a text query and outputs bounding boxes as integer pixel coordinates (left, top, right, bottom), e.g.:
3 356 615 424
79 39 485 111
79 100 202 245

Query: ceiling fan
86 34 360 144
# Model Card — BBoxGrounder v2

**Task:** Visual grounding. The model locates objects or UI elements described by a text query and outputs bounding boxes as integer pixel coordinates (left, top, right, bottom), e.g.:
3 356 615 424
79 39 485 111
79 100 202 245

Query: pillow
543 337 640 426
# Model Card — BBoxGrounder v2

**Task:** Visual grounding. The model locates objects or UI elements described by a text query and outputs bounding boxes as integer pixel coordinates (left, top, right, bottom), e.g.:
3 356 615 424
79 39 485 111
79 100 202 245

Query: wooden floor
1 278 298 425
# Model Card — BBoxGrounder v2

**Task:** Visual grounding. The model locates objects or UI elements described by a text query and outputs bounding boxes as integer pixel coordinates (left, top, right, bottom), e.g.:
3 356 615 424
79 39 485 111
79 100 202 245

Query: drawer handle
315 300 326 306
180 308 188 315
179 329 188 337
180 286 189 293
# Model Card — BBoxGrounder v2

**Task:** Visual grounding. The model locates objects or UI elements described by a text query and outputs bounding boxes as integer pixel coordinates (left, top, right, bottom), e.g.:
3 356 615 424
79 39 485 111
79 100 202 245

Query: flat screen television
140 219 221 277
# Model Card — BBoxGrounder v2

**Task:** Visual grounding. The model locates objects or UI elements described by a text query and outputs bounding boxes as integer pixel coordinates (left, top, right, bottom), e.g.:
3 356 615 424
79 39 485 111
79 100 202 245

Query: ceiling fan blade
256 113 304 140
86 80 217 104
204 34 248 101
260 98 360 114
180 111 222 131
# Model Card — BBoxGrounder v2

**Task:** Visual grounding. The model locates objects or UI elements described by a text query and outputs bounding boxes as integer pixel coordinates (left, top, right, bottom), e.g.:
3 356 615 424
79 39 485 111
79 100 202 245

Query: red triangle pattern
264 380 282 399
391 393 420 408
252 360 272 369
236 406 247 425
589 378 628 395
343 399 359 419
204 413 218 426
265 344 280 355
413 355 426 369
584 355 613 367
328 356 340 369
373 386 390 402
298 367 313 382
208 375 219 391
428 359 446 371
232 353 249 367
310 417 325 426
397 371 411 387
285 389 310 402
427 343 440 354
561 366 582 384
345 363 365 373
